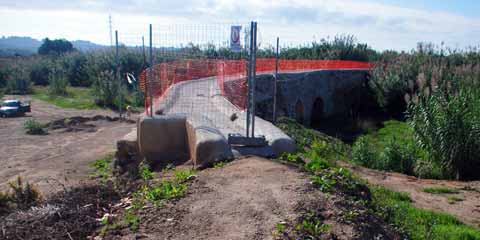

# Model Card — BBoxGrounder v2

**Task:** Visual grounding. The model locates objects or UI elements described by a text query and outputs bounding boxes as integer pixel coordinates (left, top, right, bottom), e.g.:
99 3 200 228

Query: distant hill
0 36 106 56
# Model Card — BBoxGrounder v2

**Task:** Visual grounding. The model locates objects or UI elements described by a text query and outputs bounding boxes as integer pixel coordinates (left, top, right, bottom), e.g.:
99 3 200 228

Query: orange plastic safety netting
139 59 372 114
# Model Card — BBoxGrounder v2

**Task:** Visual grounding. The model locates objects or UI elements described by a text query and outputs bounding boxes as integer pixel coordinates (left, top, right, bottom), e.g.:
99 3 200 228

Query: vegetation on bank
32 86 99 109
277 117 480 239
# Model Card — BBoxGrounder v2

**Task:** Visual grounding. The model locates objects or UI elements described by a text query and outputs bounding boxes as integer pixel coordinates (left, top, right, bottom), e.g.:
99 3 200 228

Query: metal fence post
251 22 257 138
149 24 153 118
115 30 122 118
273 37 279 124
246 22 254 138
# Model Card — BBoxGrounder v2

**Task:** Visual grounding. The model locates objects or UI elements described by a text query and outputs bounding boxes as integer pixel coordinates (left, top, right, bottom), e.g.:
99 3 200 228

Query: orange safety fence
139 59 372 114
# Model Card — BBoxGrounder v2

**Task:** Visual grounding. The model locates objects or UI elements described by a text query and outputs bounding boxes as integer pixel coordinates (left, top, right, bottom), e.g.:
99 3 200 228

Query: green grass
275 117 350 161
32 86 99 110
277 117 480 239
372 186 480 240
363 120 414 150
447 196 464 204
90 154 114 181
423 187 461 194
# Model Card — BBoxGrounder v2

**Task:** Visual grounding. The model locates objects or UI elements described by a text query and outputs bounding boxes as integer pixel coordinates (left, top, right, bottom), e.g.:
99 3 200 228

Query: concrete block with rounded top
187 120 233 169
137 115 190 167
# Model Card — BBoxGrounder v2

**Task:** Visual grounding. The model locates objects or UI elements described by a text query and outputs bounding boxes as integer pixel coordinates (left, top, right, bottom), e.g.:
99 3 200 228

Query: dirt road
342 162 480 228
0 96 136 195
112 157 399 240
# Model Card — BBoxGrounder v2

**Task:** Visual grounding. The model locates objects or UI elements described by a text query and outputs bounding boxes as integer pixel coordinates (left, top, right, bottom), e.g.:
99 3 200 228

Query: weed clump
90 154 114 182
0 176 42 215
24 118 47 135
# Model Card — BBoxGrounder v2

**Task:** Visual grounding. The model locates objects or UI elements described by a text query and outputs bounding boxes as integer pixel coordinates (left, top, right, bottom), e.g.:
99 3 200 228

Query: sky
1 0 480 51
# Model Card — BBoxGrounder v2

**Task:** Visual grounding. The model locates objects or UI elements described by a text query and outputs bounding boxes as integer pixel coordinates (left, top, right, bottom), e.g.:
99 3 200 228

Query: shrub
7 176 42 210
24 118 47 135
63 52 90 87
92 70 127 109
0 191 11 214
352 136 377 168
29 59 52 85
408 84 480 180
48 63 68 96
5 64 31 94
378 138 416 175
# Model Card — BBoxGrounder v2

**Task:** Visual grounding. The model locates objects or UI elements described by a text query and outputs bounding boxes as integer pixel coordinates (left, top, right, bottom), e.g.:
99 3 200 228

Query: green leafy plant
90 154 113 181
213 161 227 168
311 175 336 192
173 169 196 182
139 163 153 181
24 118 47 135
123 209 140 230
297 213 331 237
352 136 376 168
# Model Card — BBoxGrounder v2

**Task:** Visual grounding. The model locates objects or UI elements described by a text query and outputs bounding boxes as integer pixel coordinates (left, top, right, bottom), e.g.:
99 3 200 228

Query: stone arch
310 97 324 124
295 100 304 124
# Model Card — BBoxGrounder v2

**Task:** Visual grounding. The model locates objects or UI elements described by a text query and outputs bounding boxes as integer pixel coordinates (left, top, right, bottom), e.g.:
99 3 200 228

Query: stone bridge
255 70 370 126
126 67 371 171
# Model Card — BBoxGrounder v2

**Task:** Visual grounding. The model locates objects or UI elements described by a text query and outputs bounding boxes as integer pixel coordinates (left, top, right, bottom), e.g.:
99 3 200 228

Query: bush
24 118 46 135
408 84 480 180
0 191 11 214
378 138 416 175
63 52 90 87
29 59 52 86
5 64 31 94
7 176 42 210
92 70 127 109
48 63 68 96
352 136 377 168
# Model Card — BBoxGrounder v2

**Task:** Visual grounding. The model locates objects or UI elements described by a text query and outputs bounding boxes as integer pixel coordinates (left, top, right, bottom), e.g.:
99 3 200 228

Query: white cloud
0 0 479 50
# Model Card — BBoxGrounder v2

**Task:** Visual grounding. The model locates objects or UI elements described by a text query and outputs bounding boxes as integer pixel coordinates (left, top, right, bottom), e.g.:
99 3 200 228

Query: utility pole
109 15 113 47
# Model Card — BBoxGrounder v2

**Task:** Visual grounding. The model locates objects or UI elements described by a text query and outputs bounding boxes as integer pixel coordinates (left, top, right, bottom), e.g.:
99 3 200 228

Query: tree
38 38 75 55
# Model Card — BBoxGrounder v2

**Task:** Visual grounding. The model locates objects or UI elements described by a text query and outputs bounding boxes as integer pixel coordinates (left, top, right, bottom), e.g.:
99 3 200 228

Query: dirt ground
108 157 400 240
0 95 136 195
341 162 480 228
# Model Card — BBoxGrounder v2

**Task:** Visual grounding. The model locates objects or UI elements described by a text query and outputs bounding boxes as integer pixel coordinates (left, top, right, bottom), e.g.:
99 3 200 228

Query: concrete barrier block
137 115 190 167
187 120 233 169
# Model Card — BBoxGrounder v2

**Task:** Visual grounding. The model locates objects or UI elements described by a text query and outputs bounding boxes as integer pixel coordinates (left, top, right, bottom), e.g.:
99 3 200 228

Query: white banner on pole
230 26 242 52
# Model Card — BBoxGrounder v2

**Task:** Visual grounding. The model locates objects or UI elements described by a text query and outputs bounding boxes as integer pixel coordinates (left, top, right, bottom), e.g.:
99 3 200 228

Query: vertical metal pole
246 22 254 138
251 22 257 138
149 24 153 117
115 30 121 118
273 37 279 124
